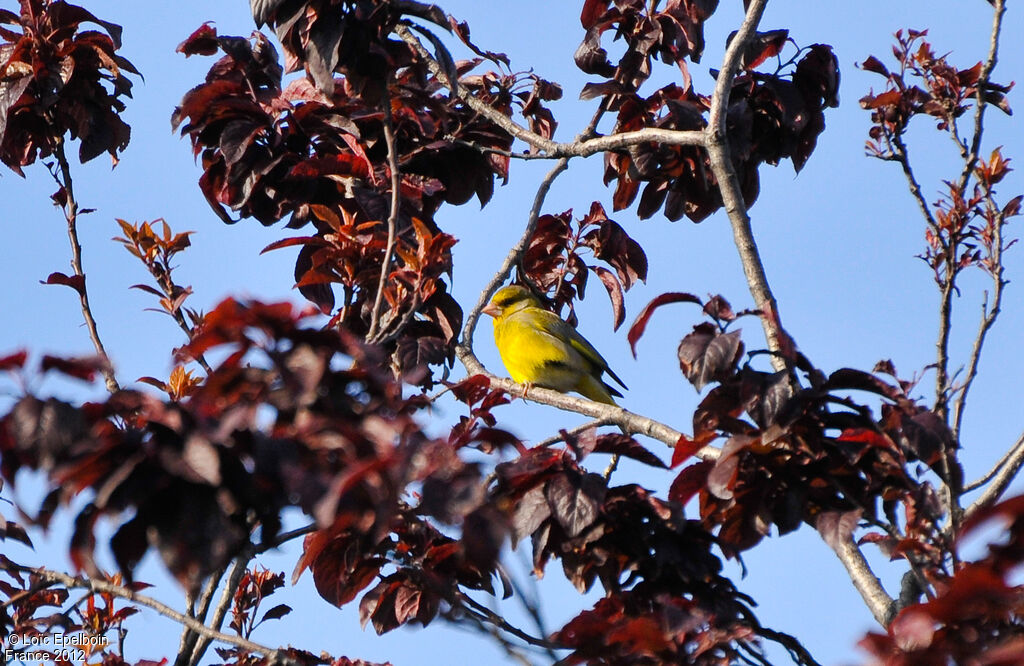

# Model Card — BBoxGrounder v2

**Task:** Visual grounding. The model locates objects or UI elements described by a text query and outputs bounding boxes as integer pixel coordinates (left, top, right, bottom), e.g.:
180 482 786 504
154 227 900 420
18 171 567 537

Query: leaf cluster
0 0 139 171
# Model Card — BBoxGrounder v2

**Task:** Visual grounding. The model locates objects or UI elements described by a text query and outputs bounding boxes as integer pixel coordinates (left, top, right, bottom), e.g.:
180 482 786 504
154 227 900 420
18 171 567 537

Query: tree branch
829 537 894 626
51 138 120 393
367 90 402 343
187 555 250 666
962 432 1024 523
455 362 719 461
458 156 570 352
950 0 1007 441
954 0 1005 195
175 561 228 666
454 590 561 650
184 523 316 666
703 0 786 372
395 22 704 159
28 567 297 665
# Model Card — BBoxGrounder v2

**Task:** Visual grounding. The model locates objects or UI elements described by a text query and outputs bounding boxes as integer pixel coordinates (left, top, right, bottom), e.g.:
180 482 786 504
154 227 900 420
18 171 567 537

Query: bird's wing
531 308 628 390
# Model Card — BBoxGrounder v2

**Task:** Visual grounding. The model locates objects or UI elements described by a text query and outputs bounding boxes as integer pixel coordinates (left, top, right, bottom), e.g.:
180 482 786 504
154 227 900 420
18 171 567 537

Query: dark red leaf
545 473 605 538
177 22 219 56
736 29 789 70
826 368 905 401
259 603 292 623
511 486 551 545
627 292 702 357
0 349 28 371
702 295 735 322
580 0 610 29
677 324 743 391
671 433 713 467
40 355 105 382
593 434 666 468
815 509 862 551
42 272 86 297
591 266 625 330
668 461 712 505
860 55 890 77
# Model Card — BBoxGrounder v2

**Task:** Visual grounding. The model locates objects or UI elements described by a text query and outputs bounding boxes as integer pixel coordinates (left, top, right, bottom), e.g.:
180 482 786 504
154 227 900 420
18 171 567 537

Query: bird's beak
482 303 501 317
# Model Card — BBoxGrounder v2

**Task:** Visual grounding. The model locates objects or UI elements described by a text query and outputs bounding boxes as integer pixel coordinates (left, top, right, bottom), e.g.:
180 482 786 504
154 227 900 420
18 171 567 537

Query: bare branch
459 156 570 351
454 362 719 461
752 625 823 666
175 561 228 666
185 524 316 666
703 0 786 372
455 590 561 650
187 555 250 666
952 283 1004 441
828 537 894 626
367 90 402 343
963 432 1024 522
395 22 704 159
28 567 297 665
534 419 613 448
891 135 940 231
51 138 120 393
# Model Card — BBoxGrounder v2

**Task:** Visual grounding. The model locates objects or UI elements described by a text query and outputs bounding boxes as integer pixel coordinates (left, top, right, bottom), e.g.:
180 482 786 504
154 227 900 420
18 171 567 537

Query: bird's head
482 285 540 318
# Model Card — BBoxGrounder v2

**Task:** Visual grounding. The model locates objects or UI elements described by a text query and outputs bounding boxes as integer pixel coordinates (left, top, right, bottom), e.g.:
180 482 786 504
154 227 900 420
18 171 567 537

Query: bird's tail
577 374 620 405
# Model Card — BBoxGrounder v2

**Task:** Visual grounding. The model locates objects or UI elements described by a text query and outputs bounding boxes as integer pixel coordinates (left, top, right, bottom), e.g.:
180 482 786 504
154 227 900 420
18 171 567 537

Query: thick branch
829 538 894 626
52 139 120 393
703 0 786 372
30 568 296 665
455 358 719 461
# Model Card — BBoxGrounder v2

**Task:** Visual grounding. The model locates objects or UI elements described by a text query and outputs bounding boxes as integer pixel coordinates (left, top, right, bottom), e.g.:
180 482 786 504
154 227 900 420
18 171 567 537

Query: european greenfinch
482 285 627 404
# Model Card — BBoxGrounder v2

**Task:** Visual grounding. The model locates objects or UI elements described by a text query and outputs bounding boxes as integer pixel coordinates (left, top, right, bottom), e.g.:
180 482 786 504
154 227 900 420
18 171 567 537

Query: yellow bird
482 285 627 405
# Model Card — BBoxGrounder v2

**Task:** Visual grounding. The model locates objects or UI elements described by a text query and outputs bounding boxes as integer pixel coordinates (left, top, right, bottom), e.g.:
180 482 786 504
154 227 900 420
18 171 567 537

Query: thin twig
962 432 1024 523
27 567 296 665
950 0 1008 441
188 555 250 666
602 453 620 480
175 563 227 666
963 432 1024 493
954 0 1006 195
534 419 612 448
891 136 940 231
455 591 560 650
442 605 537 666
51 138 120 393
703 0 786 372
752 625 822 666
458 156 571 352
185 523 316 666
367 90 402 343
503 561 556 662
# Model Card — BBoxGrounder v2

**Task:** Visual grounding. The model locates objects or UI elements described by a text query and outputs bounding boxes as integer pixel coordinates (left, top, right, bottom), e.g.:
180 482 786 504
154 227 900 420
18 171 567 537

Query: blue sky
2 1 1023 664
